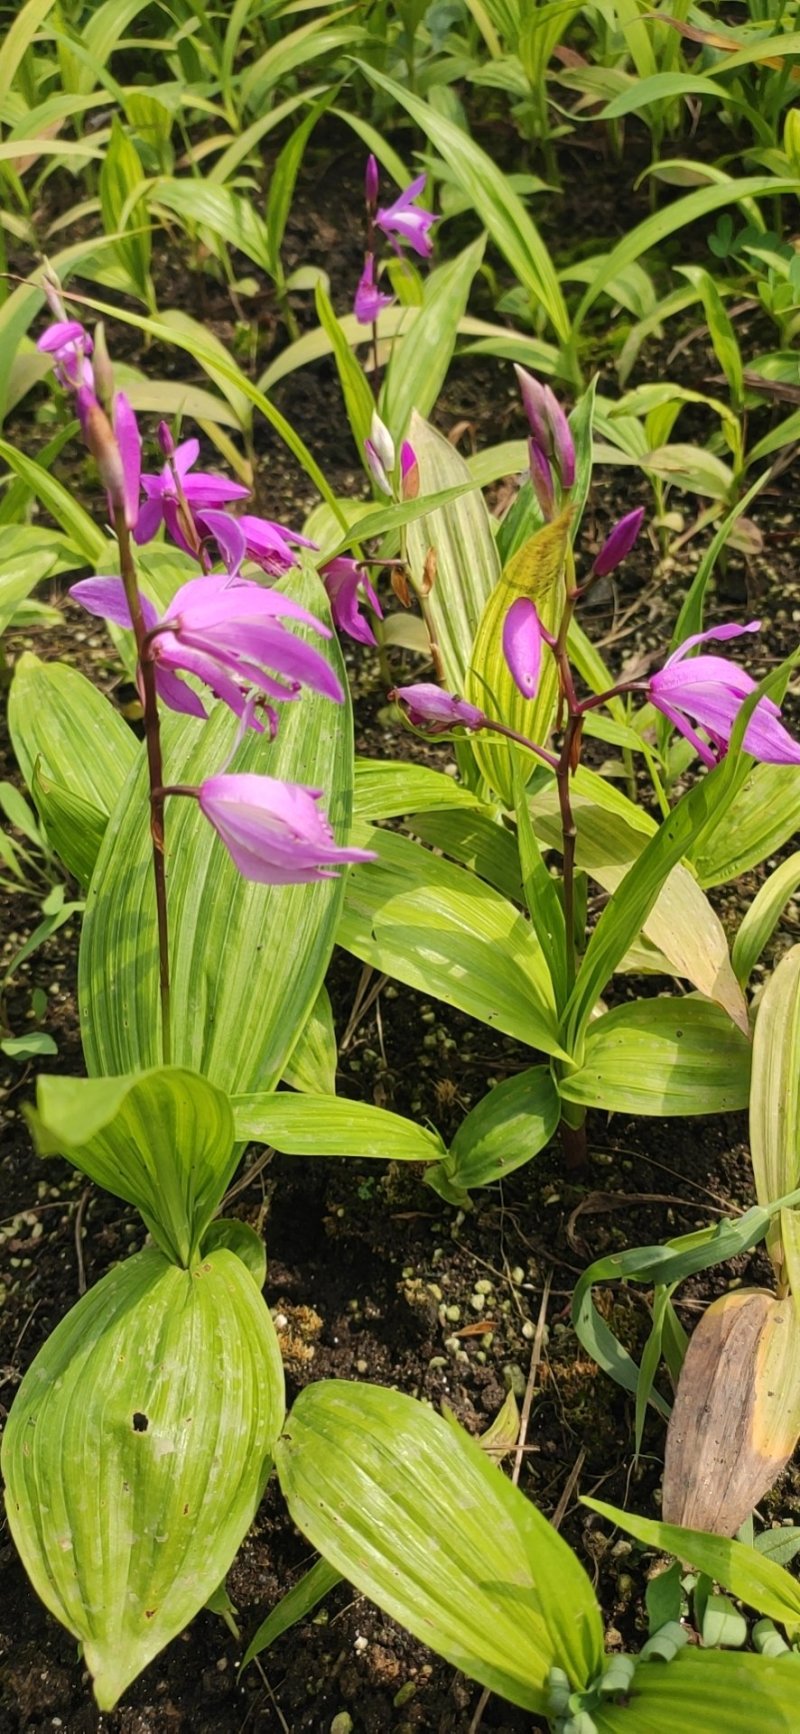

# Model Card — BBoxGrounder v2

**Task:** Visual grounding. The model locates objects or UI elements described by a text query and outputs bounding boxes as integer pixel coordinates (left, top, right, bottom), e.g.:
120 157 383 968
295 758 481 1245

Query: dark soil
2 109 800 1734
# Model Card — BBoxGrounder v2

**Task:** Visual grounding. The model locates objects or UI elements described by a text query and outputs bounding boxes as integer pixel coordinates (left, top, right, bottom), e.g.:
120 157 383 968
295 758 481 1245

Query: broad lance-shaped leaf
79 565 354 1094
380 236 486 445
338 825 565 1058
467 510 572 807
558 997 751 1116
662 1289 800 1538
28 1068 236 1268
232 1091 445 1164
750 943 800 1275
595 1645 800 1733
2 1245 285 1711
403 409 500 692
281 984 337 1095
426 1065 560 1202
691 761 800 888
276 1381 603 1712
8 652 137 881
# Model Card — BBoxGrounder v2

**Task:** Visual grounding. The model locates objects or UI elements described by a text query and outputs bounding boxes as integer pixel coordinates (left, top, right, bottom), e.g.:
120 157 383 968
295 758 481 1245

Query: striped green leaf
232 1091 445 1164
403 411 501 690
79 567 354 1094
750 946 800 1274
429 1064 560 1199
559 997 752 1116
29 1067 236 1268
276 1381 603 1713
2 1246 284 1711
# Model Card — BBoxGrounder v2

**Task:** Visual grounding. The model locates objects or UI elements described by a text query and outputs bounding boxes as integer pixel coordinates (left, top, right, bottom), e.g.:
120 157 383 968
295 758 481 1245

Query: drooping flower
649 622 800 768
71 571 343 727
376 174 436 259
390 684 486 733
592 507 645 578
196 774 376 883
354 254 394 325
134 438 249 548
321 558 382 646
37 319 94 391
503 598 551 700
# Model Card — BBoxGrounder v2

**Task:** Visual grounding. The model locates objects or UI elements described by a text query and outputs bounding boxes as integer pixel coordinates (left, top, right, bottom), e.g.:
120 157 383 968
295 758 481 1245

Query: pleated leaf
281 985 337 1095
558 998 752 1116
662 1290 800 1537
596 1648 800 1733
691 763 800 887
338 825 564 1057
9 651 137 819
79 567 353 1093
2 1245 284 1711
750 944 800 1274
466 510 572 804
232 1091 445 1163
29 1067 236 1268
276 1381 603 1713
403 411 501 691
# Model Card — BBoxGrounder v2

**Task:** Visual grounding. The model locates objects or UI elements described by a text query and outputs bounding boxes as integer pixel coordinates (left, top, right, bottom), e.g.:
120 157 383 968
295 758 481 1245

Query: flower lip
390 683 486 733
375 173 437 258
648 620 800 768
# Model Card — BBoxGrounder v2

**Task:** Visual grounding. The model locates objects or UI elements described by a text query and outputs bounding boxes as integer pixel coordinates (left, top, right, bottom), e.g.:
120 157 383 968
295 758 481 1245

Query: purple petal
133 495 165 546
196 508 247 575
37 320 89 354
503 598 543 700
172 438 200 478
182 473 251 507
154 664 208 718
70 576 157 633
198 773 375 883
666 620 761 666
592 507 645 579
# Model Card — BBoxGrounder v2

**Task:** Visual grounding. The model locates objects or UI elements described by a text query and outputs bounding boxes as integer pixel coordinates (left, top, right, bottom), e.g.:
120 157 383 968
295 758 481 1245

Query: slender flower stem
114 509 172 1065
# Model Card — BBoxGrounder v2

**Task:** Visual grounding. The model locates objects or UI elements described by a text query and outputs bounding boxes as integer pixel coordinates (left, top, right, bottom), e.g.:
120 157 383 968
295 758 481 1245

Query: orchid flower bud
502 598 547 701
515 367 575 492
76 387 127 520
543 385 575 489
92 322 115 415
514 365 550 449
528 439 555 521
369 410 395 474
592 507 645 578
158 420 176 458
365 153 380 210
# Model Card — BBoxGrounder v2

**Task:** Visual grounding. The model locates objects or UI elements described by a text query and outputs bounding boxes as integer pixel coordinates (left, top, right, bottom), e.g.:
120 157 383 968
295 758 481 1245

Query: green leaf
679 266 744 411
338 825 564 1058
1 1031 58 1060
314 279 375 459
0 550 58 634
408 804 523 903
670 471 771 651
2 1245 284 1711
562 773 713 1058
732 853 800 985
599 71 729 118
573 178 800 333
276 1381 603 1711
282 985 337 1095
200 1218 267 1289
381 236 486 443
9 653 137 814
403 411 501 690
429 1065 560 1199
0 0 59 105
30 770 107 891
99 116 151 303
596 1647 800 1733
153 177 273 275
357 65 571 342
353 758 483 822
750 945 800 1263
79 568 354 1095
584 1498 800 1635
242 1558 342 1668
693 763 800 887
29 1067 237 1268
232 1090 445 1164
558 998 752 1116
265 93 331 276
0 442 107 561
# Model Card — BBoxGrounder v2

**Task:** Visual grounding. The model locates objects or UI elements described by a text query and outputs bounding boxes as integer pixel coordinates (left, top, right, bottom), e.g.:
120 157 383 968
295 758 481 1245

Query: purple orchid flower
592 507 645 578
354 254 394 325
71 571 343 728
134 438 249 549
649 622 800 768
390 683 486 733
238 514 317 576
503 598 552 701
321 558 382 647
196 773 376 884
37 319 94 391
376 174 436 259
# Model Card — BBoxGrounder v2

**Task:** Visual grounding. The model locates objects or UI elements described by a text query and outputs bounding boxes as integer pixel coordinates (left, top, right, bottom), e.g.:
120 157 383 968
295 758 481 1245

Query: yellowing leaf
750 944 800 1275
467 510 572 805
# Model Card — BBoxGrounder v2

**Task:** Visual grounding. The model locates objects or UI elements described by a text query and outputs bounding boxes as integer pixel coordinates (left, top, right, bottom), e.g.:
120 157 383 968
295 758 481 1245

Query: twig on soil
74 1185 90 1296
551 1448 586 1532
242 1658 290 1734
340 963 388 1052
469 1274 553 1734
566 1189 724 1253
221 1147 275 1210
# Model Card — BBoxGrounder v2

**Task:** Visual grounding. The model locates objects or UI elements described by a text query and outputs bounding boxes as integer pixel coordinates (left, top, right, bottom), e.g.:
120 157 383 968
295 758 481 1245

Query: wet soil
2 108 800 1734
